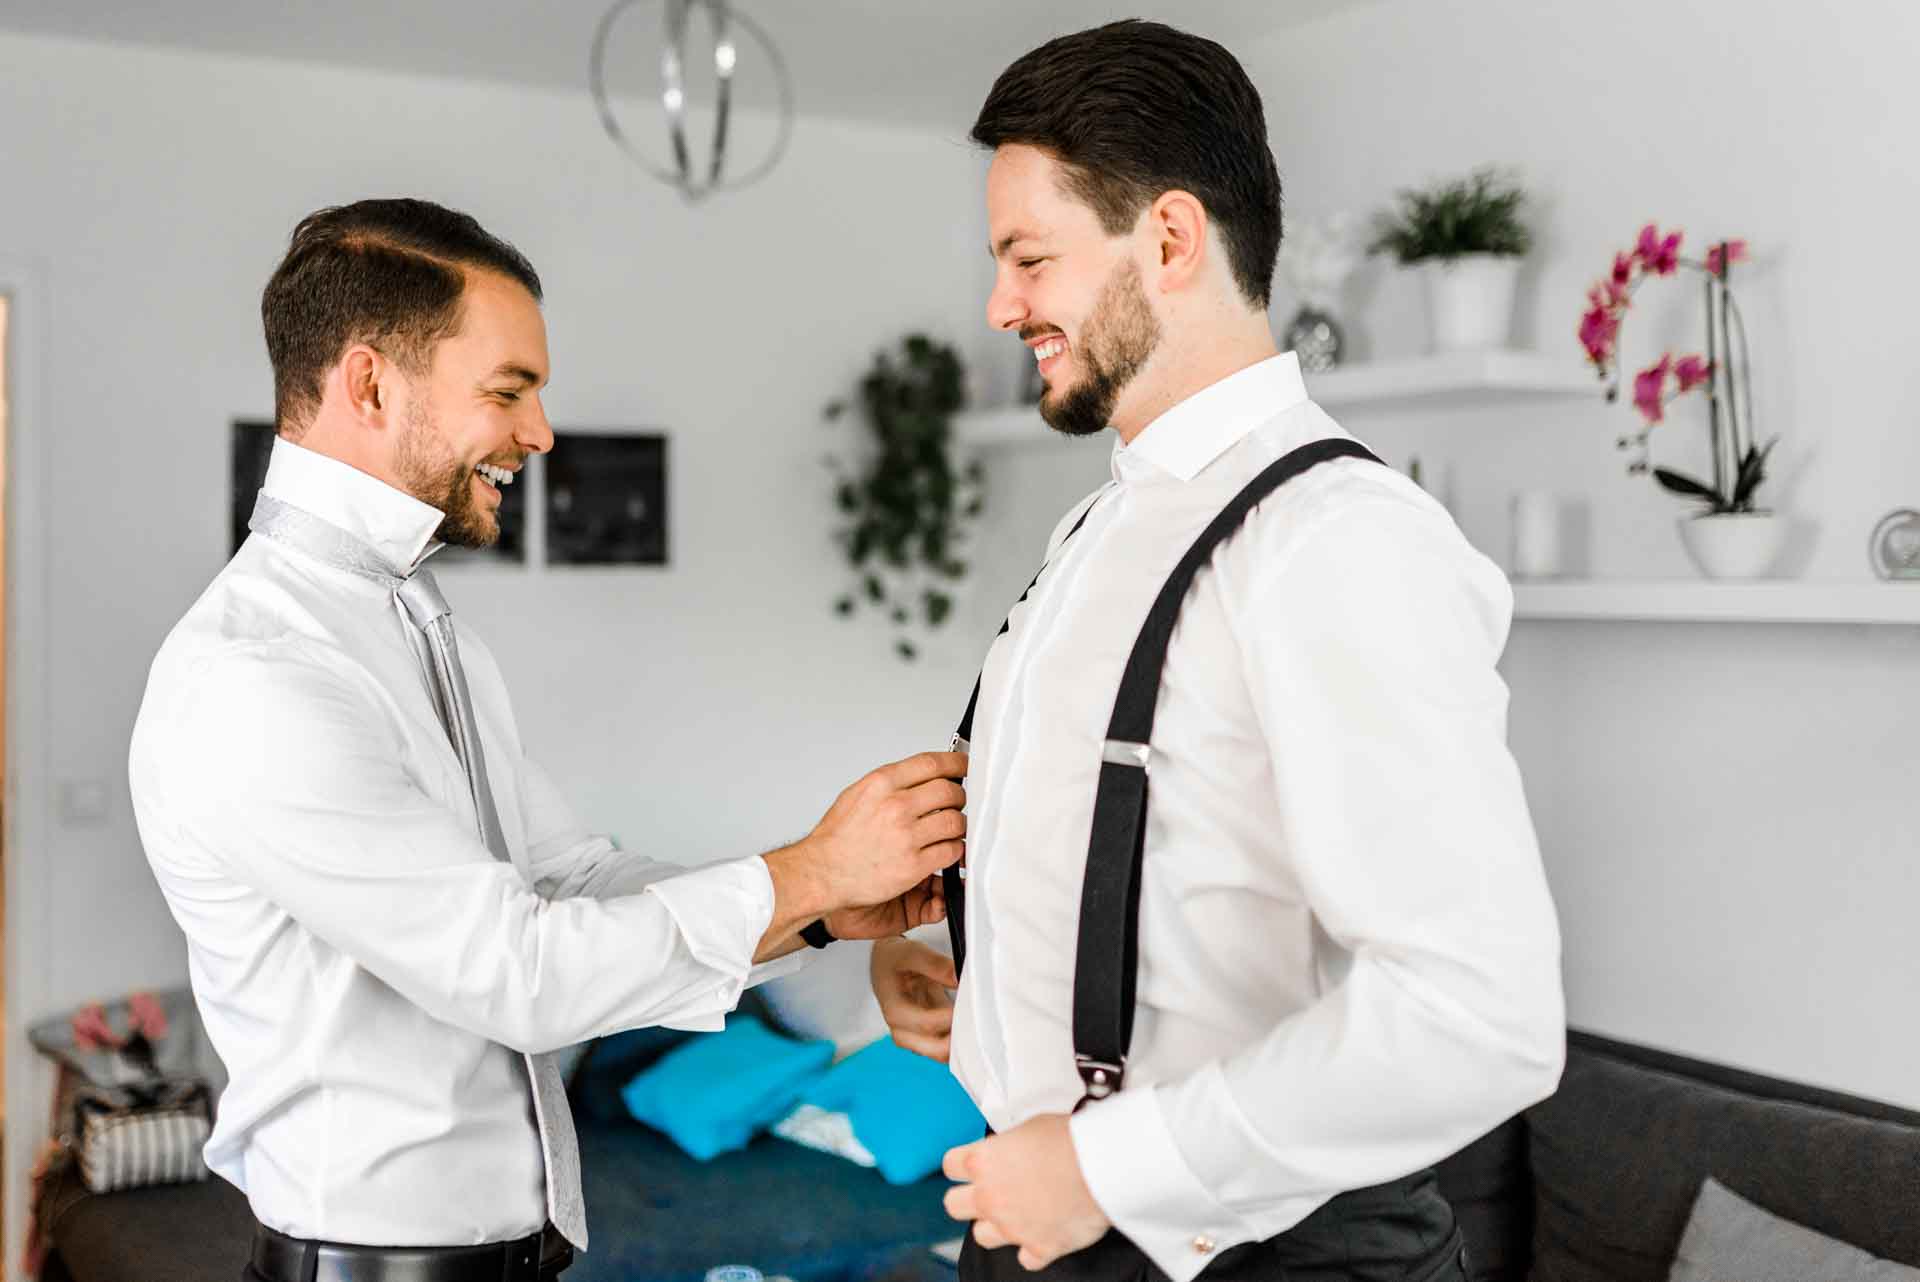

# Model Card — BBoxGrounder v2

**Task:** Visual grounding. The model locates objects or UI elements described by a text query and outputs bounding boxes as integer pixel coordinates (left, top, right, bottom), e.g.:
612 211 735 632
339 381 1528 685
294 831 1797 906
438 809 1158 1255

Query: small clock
1868 508 1920 579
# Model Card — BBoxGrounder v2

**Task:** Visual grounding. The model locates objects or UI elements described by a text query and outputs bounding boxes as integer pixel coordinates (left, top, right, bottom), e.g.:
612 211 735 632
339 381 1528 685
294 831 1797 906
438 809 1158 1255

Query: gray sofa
38 1028 1920 1281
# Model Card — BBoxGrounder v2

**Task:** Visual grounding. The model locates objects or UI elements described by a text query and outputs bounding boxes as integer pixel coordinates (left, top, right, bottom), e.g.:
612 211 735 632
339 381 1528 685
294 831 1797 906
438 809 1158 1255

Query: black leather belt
249 1222 571 1282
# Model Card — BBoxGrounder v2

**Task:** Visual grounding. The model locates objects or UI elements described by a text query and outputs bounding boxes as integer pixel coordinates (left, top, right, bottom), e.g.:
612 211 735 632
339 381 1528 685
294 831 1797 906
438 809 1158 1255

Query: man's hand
943 1114 1111 1270
827 875 947 942
759 752 967 958
869 935 957 1061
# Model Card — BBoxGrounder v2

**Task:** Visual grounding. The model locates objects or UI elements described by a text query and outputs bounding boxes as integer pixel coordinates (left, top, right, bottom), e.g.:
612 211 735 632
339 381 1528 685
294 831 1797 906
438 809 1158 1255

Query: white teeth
476 463 514 486
1034 338 1067 362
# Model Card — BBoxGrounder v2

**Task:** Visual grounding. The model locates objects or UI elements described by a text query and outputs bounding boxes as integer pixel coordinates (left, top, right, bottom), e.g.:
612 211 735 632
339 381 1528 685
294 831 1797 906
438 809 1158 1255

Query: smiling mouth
474 461 517 491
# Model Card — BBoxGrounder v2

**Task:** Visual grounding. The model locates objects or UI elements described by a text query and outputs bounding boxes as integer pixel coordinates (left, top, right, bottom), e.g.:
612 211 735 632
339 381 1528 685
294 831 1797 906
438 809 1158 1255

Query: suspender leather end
1100 739 1152 771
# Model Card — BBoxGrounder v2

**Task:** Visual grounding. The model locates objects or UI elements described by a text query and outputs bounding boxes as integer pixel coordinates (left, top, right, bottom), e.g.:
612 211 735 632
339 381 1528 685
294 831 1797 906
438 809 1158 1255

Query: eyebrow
483 362 544 387
990 229 1042 259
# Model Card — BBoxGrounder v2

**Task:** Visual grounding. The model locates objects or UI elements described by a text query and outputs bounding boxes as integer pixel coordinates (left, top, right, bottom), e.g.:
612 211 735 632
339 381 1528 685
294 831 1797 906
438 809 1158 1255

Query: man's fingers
974 1220 1011 1250
913 948 959 989
889 1029 951 1062
913 808 967 847
887 751 969 789
942 1141 979 1182
1017 1245 1051 1271
943 1183 979 1222
911 839 965 874
888 998 952 1037
905 776 967 817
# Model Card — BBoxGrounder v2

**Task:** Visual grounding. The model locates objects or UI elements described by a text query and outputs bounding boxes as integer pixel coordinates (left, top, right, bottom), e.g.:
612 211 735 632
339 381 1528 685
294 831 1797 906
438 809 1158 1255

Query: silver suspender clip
949 735 971 880
1100 739 1152 772
1075 1053 1125 1102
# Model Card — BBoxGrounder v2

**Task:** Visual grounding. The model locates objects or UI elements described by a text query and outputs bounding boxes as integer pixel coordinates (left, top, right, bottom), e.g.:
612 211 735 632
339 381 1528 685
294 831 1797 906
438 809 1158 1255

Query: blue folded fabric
800 1037 987 1185
621 1015 837 1161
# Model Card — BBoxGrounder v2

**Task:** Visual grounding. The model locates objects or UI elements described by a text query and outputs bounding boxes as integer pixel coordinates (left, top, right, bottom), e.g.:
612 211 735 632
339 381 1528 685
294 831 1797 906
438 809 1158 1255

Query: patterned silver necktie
249 493 588 1250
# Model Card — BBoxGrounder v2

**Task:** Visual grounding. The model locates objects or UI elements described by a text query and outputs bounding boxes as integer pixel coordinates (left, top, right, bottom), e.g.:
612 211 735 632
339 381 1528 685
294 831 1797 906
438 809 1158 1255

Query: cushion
1669 1177 1920 1282
797 1037 986 1184
43 1162 253 1282
620 1015 835 1161
1529 1045 1920 1282
569 986 785 1125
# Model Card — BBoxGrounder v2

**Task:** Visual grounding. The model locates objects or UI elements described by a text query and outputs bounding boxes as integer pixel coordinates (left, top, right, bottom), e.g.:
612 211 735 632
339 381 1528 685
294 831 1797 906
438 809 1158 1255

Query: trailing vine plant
826 334 983 660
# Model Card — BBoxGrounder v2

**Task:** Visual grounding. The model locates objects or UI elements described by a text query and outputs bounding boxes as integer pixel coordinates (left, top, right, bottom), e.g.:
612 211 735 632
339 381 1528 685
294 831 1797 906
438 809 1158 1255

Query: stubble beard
1038 260 1163 439
397 397 499 549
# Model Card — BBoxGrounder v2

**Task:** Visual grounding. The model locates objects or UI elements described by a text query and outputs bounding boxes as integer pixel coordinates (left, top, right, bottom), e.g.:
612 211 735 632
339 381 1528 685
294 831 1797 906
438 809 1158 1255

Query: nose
986 269 1027 333
519 396 555 456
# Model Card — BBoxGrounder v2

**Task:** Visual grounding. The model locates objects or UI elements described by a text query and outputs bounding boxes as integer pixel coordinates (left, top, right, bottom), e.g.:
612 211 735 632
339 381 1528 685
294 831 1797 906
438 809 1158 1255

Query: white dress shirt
129 438 799 1247
947 353 1565 1281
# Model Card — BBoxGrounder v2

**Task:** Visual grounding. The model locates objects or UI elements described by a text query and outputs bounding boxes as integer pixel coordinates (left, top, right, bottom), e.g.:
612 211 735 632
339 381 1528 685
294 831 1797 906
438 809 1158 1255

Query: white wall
0 30 1000 1269
1242 0 1919 1107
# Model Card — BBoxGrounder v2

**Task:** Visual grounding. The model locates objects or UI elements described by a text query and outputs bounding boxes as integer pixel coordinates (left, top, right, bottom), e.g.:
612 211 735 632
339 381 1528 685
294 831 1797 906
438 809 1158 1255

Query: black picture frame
545 432 669 566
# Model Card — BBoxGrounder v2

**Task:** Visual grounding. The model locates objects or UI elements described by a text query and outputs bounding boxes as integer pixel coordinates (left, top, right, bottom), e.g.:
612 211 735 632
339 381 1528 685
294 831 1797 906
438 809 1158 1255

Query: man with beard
130 198 967 1279
868 21 1565 1282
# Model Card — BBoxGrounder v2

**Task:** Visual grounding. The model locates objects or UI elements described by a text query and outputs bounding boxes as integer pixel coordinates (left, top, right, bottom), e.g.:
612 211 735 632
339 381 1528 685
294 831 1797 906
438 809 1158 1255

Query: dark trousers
960 1169 1465 1282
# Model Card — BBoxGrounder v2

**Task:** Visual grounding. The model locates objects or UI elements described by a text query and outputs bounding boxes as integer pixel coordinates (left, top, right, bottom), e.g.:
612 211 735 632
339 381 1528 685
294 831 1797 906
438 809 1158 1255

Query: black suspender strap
1069 438 1383 1106
945 484 1112 976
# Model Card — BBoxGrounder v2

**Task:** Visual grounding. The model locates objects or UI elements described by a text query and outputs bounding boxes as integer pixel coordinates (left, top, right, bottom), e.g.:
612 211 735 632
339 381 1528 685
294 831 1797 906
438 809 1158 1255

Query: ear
1147 189 1209 293
336 343 394 429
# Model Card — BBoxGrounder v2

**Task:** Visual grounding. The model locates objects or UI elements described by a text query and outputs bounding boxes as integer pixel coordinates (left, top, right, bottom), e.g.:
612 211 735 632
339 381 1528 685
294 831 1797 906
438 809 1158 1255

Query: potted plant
1579 225 1783 578
825 334 983 660
1371 167 1533 352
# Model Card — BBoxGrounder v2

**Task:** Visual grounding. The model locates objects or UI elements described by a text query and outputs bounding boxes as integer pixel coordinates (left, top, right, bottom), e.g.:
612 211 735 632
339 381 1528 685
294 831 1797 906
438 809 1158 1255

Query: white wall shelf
1512 581 1920 626
954 349 1598 447
1305 349 1598 412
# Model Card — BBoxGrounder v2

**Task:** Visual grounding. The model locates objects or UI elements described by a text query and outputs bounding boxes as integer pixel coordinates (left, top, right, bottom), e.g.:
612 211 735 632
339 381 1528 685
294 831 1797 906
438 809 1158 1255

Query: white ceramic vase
1419 253 1522 352
1677 511 1788 579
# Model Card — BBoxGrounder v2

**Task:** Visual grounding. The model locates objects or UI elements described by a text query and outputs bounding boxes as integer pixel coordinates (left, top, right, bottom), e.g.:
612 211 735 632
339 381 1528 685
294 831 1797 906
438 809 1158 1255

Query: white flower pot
1677 512 1789 579
1418 254 1522 353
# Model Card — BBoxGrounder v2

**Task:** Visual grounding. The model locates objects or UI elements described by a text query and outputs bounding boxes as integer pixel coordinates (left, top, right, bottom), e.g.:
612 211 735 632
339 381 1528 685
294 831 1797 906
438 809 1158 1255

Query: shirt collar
1111 352 1309 484
259 436 446 573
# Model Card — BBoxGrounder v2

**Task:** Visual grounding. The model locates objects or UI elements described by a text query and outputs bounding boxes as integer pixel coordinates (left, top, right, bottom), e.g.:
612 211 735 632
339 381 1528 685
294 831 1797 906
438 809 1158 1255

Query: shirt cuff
1068 1083 1259 1282
644 854 778 1030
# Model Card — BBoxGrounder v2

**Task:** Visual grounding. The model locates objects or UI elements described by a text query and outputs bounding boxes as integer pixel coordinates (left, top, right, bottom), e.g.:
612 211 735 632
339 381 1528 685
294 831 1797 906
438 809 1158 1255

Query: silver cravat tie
250 494 588 1250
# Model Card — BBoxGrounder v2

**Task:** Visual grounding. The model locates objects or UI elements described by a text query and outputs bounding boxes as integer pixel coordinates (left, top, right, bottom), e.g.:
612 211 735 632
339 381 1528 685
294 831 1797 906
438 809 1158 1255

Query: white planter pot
1677 512 1789 579
1418 254 1522 353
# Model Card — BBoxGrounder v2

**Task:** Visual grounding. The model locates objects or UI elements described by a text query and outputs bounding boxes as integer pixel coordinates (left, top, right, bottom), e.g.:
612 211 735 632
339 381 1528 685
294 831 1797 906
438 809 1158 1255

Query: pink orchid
1632 354 1672 424
127 991 170 1042
1610 251 1635 287
1579 304 1620 366
1673 354 1713 393
1635 223 1682 275
1705 239 1749 277
71 1002 122 1052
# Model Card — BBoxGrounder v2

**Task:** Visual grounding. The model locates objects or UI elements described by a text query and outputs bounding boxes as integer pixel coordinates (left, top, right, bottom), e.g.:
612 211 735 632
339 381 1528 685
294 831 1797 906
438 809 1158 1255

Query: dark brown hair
971 20 1283 309
261 198 542 435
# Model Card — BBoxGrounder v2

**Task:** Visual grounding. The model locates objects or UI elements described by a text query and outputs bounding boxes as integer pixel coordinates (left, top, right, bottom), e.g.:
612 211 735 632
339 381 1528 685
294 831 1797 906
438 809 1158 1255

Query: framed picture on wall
545 431 668 566
228 419 527 563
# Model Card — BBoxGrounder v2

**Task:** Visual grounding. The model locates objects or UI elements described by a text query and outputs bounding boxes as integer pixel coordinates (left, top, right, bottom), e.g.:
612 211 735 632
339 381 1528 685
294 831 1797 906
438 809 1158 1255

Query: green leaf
895 640 918 661
1732 436 1779 507
1652 467 1721 504
924 590 952 627
833 596 853 616
863 574 884 603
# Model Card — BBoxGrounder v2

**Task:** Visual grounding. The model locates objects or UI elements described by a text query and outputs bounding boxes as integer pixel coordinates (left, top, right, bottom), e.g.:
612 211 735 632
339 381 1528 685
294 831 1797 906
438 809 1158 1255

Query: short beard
396 397 498 549
1039 260 1162 438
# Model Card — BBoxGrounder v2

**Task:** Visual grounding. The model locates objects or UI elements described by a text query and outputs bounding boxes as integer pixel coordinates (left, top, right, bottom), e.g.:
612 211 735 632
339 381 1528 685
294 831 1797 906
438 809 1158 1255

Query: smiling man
130 198 967 1281
869 21 1566 1282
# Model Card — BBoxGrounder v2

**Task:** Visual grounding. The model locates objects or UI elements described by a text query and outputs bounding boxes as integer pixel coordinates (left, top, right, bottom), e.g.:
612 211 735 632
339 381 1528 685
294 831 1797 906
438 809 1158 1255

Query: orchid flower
1632 355 1672 424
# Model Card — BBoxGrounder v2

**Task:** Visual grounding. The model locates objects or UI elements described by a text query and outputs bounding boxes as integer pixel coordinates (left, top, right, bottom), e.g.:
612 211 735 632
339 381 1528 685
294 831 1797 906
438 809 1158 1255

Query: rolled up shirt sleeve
151 638 795 1054
1069 495 1565 1281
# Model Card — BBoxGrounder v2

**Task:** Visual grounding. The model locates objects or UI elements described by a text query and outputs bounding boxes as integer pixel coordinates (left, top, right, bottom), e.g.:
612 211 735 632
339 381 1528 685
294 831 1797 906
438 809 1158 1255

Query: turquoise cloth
621 1015 836 1161
801 1037 987 1185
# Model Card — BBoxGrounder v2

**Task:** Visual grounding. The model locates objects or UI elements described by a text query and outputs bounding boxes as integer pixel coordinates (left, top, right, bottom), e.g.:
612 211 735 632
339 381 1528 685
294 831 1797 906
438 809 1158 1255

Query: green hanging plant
826 334 983 661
